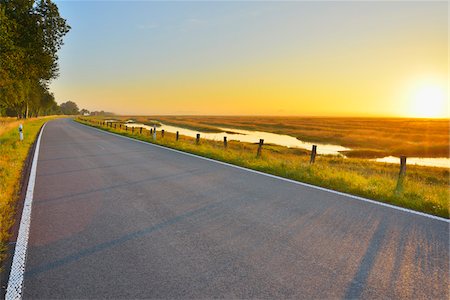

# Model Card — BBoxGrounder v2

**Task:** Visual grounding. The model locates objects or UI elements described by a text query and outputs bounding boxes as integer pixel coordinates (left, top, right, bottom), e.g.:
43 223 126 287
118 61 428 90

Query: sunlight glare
410 84 447 118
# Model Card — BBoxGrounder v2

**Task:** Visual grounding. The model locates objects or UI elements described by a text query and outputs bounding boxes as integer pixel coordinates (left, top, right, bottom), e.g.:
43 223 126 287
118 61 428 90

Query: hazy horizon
96 113 450 120
52 1 448 118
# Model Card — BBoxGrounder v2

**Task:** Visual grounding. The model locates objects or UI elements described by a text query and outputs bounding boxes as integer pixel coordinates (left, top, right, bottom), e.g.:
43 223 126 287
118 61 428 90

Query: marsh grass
78 118 449 218
111 116 449 158
0 116 59 268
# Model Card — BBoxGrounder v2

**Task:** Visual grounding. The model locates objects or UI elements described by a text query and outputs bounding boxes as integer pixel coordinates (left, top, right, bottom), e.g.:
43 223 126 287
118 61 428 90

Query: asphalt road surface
17 119 449 298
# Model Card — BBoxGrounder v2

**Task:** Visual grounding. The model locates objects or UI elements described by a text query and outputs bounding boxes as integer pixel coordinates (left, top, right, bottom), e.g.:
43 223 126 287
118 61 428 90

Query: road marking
76 120 449 223
6 123 46 300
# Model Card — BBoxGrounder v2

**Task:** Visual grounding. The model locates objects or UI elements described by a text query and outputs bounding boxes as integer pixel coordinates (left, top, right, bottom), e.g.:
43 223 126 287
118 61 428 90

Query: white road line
6 123 46 300
77 121 449 223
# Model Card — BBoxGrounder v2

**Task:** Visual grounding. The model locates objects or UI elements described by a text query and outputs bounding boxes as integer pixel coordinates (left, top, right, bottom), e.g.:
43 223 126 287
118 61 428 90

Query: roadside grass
0 116 59 268
111 115 449 158
0 117 26 136
77 118 449 219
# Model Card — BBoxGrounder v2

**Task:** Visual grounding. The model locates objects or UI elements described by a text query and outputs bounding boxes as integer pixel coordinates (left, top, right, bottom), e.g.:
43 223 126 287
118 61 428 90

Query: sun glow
409 83 448 118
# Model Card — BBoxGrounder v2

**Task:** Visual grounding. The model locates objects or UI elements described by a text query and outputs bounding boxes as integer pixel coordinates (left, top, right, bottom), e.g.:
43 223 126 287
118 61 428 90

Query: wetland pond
124 122 349 155
120 121 449 168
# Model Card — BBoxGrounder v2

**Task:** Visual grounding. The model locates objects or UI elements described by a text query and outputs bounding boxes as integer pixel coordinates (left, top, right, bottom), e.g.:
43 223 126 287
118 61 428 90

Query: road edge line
5 123 46 300
75 121 449 223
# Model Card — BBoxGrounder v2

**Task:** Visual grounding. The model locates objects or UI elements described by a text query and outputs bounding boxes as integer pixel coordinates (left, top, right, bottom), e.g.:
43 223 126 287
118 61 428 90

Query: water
123 122 449 168
125 122 350 155
374 156 450 169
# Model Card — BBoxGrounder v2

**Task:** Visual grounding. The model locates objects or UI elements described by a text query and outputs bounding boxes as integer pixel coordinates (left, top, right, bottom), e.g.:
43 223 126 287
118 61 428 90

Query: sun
409 84 447 118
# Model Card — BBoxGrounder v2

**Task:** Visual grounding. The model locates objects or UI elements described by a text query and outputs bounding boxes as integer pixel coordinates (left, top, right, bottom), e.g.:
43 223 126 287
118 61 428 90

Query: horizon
95 113 450 120
52 1 448 118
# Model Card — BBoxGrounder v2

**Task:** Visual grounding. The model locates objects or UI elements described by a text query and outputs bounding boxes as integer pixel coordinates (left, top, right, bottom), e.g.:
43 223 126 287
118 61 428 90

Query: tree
60 101 79 115
0 0 70 118
80 109 90 115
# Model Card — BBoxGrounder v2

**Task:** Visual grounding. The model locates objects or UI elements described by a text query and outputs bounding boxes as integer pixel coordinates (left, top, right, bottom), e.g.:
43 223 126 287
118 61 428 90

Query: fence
79 118 409 190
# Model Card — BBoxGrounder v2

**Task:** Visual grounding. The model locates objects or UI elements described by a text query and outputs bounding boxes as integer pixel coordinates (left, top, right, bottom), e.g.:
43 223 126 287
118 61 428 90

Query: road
12 119 450 298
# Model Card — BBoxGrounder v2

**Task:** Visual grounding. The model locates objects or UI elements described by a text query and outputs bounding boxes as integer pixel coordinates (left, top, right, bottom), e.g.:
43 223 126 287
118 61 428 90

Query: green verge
0 117 59 268
77 118 449 219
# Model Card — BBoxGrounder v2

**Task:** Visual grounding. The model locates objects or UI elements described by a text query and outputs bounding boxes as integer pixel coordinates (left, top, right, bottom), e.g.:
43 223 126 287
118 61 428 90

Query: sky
51 1 448 117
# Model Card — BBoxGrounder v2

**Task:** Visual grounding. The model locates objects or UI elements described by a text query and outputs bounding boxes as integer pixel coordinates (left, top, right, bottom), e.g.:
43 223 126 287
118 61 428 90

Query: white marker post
152 124 156 141
19 124 23 141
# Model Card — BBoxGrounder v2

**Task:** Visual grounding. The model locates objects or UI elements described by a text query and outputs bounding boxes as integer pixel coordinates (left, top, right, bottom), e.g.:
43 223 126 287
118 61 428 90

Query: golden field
106 116 449 158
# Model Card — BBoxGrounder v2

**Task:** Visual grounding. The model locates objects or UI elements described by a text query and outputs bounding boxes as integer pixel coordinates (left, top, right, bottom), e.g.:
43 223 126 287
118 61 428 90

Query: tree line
0 0 72 118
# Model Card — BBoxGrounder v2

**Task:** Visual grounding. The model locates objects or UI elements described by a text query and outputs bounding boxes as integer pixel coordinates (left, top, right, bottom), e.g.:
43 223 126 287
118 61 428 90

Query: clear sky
51 1 448 117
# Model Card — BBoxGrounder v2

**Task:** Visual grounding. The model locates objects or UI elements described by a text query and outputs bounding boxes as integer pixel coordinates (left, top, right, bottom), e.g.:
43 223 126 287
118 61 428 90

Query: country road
7 119 449 298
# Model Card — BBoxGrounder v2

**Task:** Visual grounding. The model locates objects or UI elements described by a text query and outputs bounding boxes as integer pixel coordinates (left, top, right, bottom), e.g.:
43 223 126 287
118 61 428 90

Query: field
77 117 449 219
107 116 449 158
0 116 59 268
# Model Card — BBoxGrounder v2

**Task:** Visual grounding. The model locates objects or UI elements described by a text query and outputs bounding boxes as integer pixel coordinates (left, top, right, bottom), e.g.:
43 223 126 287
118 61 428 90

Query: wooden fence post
396 156 407 192
114 123 116 129
223 136 227 148
256 139 264 157
196 133 200 145
132 127 134 134
176 131 179 141
310 145 317 164
161 129 165 138
139 127 142 135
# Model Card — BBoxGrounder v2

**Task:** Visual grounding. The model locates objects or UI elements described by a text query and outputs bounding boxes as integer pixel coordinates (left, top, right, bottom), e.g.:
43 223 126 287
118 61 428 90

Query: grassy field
0 116 59 268
107 116 449 158
77 117 449 219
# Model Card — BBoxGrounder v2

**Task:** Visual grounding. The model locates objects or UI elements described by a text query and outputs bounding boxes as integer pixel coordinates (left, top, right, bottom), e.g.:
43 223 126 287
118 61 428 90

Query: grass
0 116 60 268
110 116 449 158
77 117 449 219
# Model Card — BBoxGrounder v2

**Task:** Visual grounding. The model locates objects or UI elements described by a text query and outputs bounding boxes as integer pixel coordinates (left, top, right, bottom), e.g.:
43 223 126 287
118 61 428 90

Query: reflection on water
111 121 450 168
374 156 450 169
125 122 350 155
